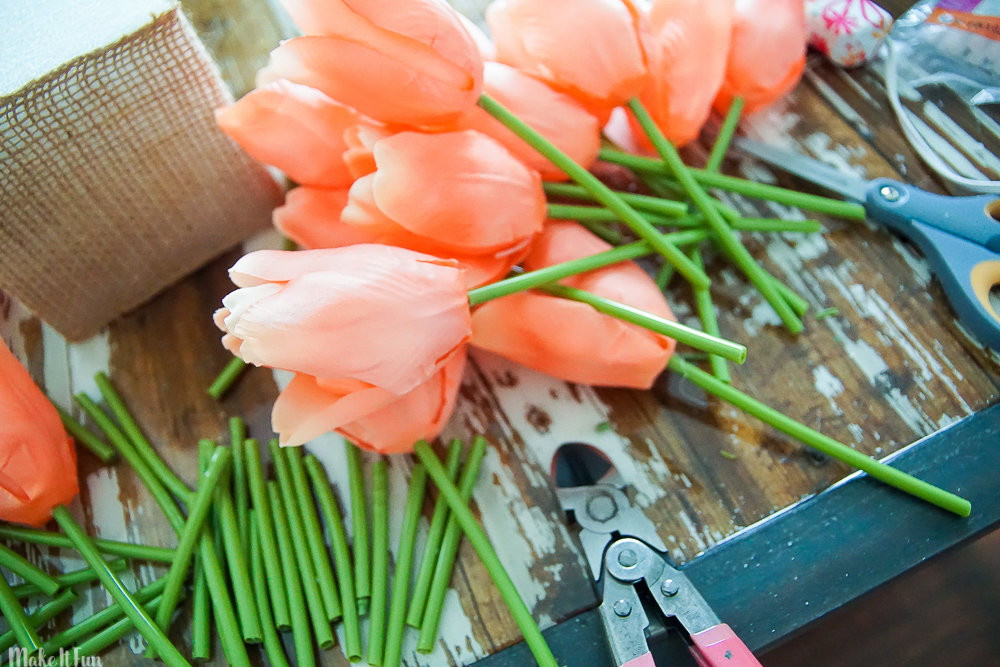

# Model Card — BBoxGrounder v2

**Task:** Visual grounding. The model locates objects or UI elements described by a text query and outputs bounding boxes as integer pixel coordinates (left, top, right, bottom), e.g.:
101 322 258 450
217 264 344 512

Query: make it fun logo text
8 648 101 666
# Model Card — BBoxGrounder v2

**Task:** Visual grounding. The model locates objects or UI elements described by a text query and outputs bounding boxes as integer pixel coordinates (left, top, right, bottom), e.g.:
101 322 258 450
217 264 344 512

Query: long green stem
417 437 487 653
468 230 707 306
688 247 730 383
706 96 744 173
544 182 687 218
414 441 557 667
245 439 290 629
268 483 315 667
480 93 709 289
94 372 193 504
55 405 117 463
208 357 248 400
549 204 820 234
305 455 362 662
51 506 192 667
367 459 389 666
0 526 175 562
346 442 370 616
407 440 462 628
542 284 747 363
627 98 803 334
12 559 126 599
666 356 971 516
0 569 41 651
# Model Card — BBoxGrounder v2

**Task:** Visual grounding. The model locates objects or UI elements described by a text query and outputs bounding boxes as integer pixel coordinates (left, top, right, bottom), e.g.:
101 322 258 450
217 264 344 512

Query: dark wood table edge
472 402 1000 665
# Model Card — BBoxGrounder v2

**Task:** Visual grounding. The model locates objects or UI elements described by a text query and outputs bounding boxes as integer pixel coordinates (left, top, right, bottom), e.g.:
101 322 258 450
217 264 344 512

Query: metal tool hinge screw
613 600 632 617
660 579 680 597
879 185 901 202
617 548 638 568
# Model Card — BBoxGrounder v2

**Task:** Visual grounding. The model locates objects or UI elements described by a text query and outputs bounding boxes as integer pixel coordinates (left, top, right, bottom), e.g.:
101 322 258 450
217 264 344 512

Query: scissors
733 137 1000 352
551 443 762 667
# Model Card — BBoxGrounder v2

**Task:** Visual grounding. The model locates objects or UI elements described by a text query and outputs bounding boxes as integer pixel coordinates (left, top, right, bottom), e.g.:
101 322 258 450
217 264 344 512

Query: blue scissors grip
864 178 1000 252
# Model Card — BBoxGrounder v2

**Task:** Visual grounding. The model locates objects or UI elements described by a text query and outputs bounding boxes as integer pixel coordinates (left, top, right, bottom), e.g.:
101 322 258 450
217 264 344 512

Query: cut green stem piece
55 405 117 463
0 525 175 562
153 447 232 637
542 283 747 363
245 439 291 630
414 441 558 667
251 514 291 667
383 463 428 667
199 525 252 667
208 357 248 400
73 393 186 534
268 482 316 667
468 231 708 307
407 440 463 629
687 247 730 384
305 455 362 662
367 459 389 666
216 470 264 643
0 567 41 652
12 558 126 599
286 447 341 622
815 306 840 320
75 595 164 658
733 218 822 233
94 372 193 504
270 441 336 649
546 203 671 226
191 558 211 662
346 442 370 616
706 96 744 173
544 182 688 218
51 505 192 667
598 147 868 221
41 576 168 655
480 93 709 289
0 588 77 653
666 356 972 516
655 261 675 291
0 543 62 597
417 437 487 654
230 418 250 551
626 98 803 335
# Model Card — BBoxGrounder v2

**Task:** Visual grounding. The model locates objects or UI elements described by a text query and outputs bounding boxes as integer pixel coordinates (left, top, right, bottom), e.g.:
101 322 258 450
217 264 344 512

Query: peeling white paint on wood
812 366 845 416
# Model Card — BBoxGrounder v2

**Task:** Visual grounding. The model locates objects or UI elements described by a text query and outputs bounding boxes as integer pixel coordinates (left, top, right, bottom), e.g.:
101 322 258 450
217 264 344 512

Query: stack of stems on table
1 373 510 664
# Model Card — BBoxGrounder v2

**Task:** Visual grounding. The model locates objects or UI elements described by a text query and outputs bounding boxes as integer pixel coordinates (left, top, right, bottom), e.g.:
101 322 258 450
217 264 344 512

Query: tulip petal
215 79 363 187
471 221 676 389
372 130 545 253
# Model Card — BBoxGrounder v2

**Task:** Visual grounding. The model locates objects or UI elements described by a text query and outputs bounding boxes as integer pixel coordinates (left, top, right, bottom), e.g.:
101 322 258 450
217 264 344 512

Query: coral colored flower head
214 246 472 396
0 344 78 526
257 0 484 127
273 129 546 288
471 221 677 389
487 0 650 121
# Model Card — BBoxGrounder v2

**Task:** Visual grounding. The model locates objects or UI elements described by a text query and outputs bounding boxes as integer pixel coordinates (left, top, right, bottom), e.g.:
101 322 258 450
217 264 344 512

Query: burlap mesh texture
0 7 282 341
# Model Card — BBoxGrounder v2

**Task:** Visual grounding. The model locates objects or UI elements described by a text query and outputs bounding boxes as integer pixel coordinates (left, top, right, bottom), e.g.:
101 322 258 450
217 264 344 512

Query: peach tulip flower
457 63 601 181
0 344 78 526
272 346 466 451
257 0 483 127
486 0 650 121
273 186 528 289
634 0 735 146
215 79 376 189
214 246 471 396
471 221 677 389
713 0 807 115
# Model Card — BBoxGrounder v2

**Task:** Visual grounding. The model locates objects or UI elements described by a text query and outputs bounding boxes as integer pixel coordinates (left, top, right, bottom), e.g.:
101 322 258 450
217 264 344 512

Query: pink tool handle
690 624 763 667
621 652 656 667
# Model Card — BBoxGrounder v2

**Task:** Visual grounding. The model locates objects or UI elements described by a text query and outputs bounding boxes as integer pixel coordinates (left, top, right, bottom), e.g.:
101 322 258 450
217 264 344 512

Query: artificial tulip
215 79 371 188
272 347 466 451
714 0 807 115
635 0 735 146
0 344 78 526
257 0 484 127
471 221 677 388
486 0 650 121
214 246 471 395
457 62 601 181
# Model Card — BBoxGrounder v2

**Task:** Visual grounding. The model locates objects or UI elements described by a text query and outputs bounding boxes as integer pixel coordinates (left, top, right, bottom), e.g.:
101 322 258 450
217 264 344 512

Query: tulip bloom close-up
0 344 78 526
257 0 484 127
471 221 678 389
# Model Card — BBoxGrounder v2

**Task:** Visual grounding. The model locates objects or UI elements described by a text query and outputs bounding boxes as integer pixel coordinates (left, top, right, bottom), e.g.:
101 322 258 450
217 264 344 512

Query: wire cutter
734 136 1000 351
552 444 762 667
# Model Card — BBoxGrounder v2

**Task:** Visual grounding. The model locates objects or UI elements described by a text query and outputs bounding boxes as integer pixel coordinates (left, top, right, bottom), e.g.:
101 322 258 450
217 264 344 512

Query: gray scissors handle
865 178 1000 350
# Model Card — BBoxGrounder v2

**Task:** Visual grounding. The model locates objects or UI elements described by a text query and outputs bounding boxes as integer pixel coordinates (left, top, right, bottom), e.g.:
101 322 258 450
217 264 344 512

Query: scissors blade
732 137 870 204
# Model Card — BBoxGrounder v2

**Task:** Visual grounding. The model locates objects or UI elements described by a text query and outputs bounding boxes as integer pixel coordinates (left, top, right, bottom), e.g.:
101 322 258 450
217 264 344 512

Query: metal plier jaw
599 538 761 667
